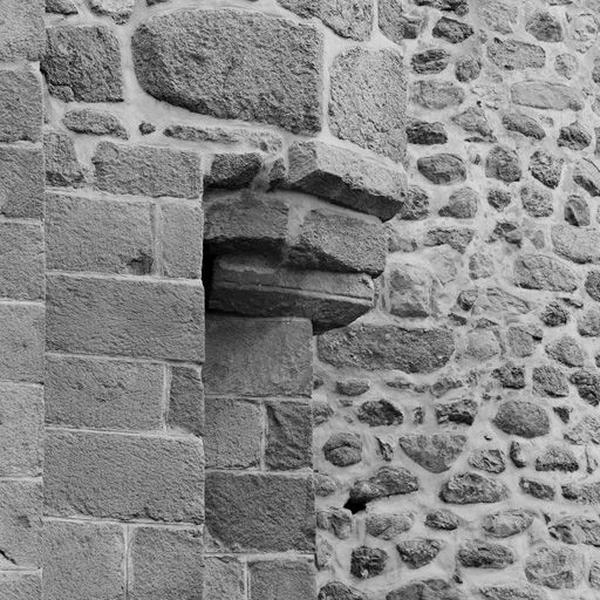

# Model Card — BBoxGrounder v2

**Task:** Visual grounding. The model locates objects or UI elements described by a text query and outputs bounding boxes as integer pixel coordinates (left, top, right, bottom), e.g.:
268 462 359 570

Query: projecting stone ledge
209 255 374 332
287 141 407 221
318 321 454 373
132 9 323 134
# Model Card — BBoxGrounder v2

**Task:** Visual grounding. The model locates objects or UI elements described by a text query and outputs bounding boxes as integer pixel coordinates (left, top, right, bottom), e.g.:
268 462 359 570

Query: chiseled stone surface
132 9 323 134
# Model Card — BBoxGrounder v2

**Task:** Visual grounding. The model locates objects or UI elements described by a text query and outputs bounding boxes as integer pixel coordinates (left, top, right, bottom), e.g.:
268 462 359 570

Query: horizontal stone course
129 526 204 600
0 479 42 569
45 354 164 431
0 221 43 300
0 303 44 383
46 274 204 362
0 67 42 143
0 382 42 477
204 315 312 397
43 520 124 600
44 429 204 523
46 192 154 275
205 471 315 552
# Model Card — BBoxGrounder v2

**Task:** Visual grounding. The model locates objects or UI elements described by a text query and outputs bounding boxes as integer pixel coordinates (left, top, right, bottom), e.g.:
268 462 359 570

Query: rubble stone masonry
3 0 600 598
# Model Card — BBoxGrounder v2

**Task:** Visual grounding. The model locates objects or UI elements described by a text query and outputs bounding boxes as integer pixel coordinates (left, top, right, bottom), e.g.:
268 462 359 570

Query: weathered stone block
132 9 322 134
46 274 204 362
89 0 135 23
42 25 122 102
209 256 374 332
168 366 204 437
514 254 577 292
160 201 203 279
204 557 245 600
289 208 386 276
45 354 164 431
525 545 584 589
265 400 312 470
129 526 203 600
0 68 42 143
44 131 85 188
204 316 312 397
0 0 43 61
0 383 42 477
205 472 314 552
204 397 262 469
552 224 600 264
0 304 43 383
0 222 43 301
318 322 454 373
329 48 406 162
45 430 204 522
43 520 124 600
93 142 202 198
0 480 42 569
511 81 583 111
206 152 263 189
46 193 154 275
250 559 316 600
0 573 41 600
277 0 373 39
287 141 406 221
204 191 289 254
0 145 44 219
387 262 436 318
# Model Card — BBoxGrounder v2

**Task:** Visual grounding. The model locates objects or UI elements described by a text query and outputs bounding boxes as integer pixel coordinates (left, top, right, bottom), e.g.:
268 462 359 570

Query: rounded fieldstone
411 48 450 74
535 445 579 472
564 195 590 226
458 539 515 569
521 185 553 218
488 188 512 211
323 433 362 467
482 509 534 537
469 448 506 473
455 55 481 82
417 153 467 185
329 47 406 162
425 509 459 530
411 80 465 110
558 122 591 150
570 368 600 406
533 365 569 397
486 145 521 183
439 187 478 218
399 433 467 473
358 400 403 427
541 302 569 327
396 538 443 568
585 271 600 302
487 38 545 70
502 112 545 140
525 545 585 589
432 16 473 43
555 53 578 79
529 150 563 189
493 400 550 438
319 582 367 600
545 335 584 367
520 477 555 500
440 472 508 504
406 120 448 145
365 512 413 540
350 546 387 579
526 11 563 42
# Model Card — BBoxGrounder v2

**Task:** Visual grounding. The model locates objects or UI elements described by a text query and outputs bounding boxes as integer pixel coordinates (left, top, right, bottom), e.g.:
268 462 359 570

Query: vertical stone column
0 0 45 597
40 7 206 597
203 316 316 600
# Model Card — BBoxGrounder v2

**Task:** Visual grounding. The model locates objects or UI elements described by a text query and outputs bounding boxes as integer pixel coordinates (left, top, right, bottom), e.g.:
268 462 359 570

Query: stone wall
2 0 600 598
